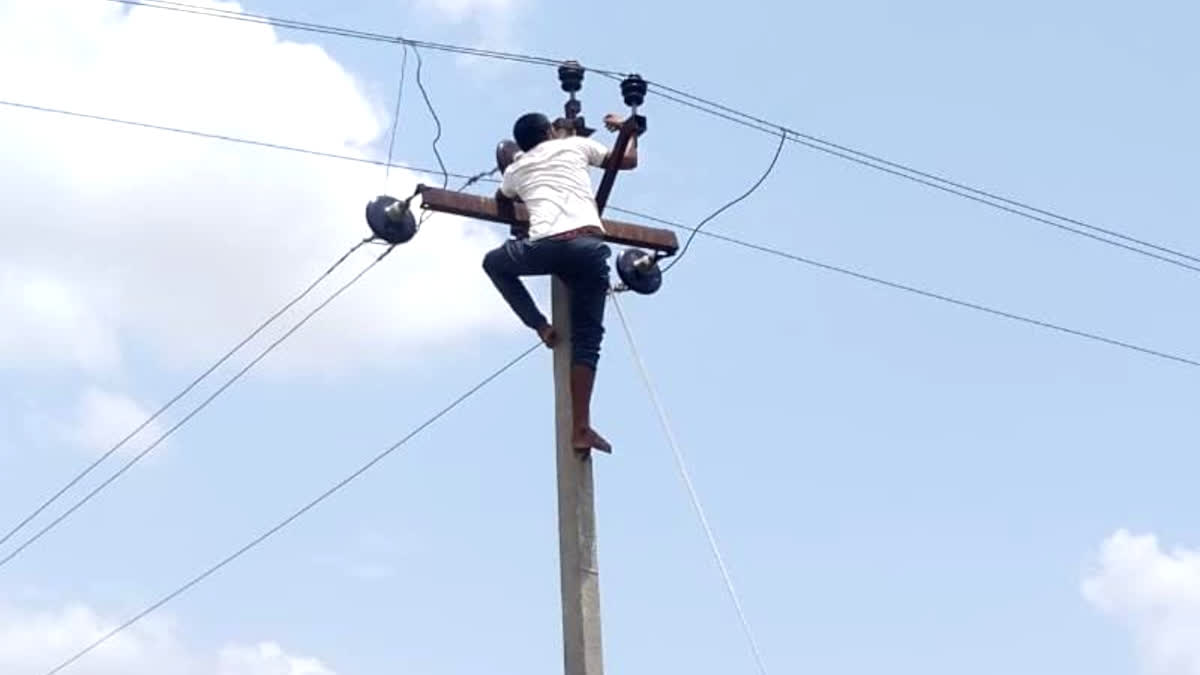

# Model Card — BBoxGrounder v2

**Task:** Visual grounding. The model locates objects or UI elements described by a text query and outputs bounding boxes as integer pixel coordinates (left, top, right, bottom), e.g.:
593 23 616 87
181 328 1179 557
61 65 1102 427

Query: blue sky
2 0 1200 673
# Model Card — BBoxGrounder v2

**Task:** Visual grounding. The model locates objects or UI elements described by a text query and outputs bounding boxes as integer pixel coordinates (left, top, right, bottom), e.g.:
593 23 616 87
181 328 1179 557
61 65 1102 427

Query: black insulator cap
616 248 662 294
621 74 648 108
496 139 519 173
365 195 417 244
558 60 584 93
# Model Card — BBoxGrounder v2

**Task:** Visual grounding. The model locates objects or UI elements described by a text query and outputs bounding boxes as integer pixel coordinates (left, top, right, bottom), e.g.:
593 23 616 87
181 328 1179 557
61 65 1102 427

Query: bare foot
573 426 612 454
537 324 559 349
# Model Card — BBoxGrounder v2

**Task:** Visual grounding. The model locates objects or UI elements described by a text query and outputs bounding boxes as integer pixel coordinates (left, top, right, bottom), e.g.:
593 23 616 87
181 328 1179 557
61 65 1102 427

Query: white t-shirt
499 136 610 241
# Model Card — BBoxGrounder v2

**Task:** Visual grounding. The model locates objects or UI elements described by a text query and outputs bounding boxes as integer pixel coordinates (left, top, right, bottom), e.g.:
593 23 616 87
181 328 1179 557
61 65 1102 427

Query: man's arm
601 113 638 170
498 168 519 199
495 177 526 238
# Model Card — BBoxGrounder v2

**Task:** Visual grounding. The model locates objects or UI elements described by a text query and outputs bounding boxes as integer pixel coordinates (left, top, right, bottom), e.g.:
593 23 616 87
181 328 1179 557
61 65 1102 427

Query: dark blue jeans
482 235 611 369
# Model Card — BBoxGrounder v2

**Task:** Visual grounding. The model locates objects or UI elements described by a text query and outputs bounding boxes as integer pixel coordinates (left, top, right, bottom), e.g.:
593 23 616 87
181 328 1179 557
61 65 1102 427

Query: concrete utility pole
421 184 673 675
416 74 665 675
548 118 641 675
552 277 604 675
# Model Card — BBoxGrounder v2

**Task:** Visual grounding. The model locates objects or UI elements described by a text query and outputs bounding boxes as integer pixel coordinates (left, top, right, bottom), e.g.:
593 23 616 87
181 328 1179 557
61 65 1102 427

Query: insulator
620 74 647 108
365 195 417 244
558 60 584 94
615 248 662 294
495 139 519 173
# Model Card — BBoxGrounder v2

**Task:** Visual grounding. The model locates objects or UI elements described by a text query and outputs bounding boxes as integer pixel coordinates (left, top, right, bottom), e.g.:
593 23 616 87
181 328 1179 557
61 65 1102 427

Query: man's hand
601 113 638 169
495 189 527 239
537 323 559 349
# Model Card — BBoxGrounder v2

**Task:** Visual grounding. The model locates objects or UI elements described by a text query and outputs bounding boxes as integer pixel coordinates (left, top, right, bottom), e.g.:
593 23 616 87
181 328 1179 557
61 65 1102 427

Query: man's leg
560 237 612 452
482 239 554 343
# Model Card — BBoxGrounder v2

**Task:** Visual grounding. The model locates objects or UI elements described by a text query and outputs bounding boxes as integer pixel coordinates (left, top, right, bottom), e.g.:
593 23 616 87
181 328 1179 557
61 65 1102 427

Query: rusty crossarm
593 119 638 215
417 185 679 255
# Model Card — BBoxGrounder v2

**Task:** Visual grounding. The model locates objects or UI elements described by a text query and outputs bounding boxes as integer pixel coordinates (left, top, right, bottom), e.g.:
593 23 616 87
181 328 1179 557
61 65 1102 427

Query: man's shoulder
535 136 607 153
567 135 608 151
562 135 609 167
511 137 603 166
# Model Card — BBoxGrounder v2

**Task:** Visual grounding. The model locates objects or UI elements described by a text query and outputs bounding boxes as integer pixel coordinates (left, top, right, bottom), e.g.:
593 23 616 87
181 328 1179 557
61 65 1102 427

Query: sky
1 0 1199 673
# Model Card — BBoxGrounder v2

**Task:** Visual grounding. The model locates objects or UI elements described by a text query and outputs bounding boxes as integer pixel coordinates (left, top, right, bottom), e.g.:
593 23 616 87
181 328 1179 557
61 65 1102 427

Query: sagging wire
412 45 449 190
109 0 1200 277
41 341 541 675
0 244 398 572
106 0 623 74
382 43 410 189
0 237 375 557
0 99 485 184
8 98 1196 370
662 127 787 274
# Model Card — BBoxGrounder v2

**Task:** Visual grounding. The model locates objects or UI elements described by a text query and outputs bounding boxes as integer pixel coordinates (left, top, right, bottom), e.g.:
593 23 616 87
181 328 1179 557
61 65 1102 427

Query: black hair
513 112 552 151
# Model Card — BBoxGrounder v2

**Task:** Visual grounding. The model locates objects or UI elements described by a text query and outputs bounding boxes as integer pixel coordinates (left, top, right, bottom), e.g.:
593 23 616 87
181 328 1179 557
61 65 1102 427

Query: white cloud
0 0 516 378
1083 529 1200 675
64 387 165 456
0 267 120 373
413 0 526 72
218 642 336 675
0 600 336 674
418 0 517 22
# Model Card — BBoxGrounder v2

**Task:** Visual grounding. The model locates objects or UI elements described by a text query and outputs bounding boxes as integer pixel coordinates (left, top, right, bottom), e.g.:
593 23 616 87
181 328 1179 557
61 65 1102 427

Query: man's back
500 136 610 241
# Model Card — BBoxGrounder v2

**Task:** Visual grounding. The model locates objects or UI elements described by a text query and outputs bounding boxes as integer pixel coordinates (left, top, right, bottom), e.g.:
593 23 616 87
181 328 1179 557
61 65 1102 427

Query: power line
611 293 771 675
611 205 1200 369
41 342 540 675
0 238 371 555
776 132 1200 275
637 82 1200 275
0 89 491 567
7 95 1196 371
639 78 1200 268
108 0 1200 277
0 99 480 184
105 0 622 75
0 246 396 572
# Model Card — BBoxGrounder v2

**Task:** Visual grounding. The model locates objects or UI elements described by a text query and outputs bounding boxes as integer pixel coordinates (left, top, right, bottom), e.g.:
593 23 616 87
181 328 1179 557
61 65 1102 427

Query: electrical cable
776 132 1200 275
0 238 371 554
105 0 623 75
6 96 1195 371
383 43 410 188
412 45 449 190
662 127 786 273
0 99 478 184
640 77 1200 267
0 245 398 572
619 79 1200 274
103 0 1200 276
455 166 500 191
613 205 1200 369
610 293 770 675
0 85 499 570
40 341 540 675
